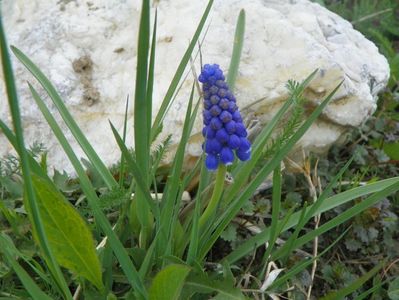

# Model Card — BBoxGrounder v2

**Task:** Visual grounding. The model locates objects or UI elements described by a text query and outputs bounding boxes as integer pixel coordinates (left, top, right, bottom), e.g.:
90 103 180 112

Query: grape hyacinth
199 64 251 170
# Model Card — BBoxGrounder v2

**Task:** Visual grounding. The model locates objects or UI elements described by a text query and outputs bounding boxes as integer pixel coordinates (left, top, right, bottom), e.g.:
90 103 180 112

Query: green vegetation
0 0 398 299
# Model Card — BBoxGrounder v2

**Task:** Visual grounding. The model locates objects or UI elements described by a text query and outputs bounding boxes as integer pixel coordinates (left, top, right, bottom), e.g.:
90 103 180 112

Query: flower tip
220 147 234 165
236 149 251 161
205 154 219 170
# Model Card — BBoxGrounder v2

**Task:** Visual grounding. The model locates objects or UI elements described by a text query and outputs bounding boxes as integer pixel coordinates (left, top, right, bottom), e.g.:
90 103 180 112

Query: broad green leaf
383 142 399 160
389 277 399 300
148 264 190 300
183 273 245 300
28 84 146 297
31 175 104 291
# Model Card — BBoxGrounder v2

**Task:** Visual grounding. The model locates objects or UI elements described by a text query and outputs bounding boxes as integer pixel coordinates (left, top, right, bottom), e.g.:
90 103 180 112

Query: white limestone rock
0 0 389 172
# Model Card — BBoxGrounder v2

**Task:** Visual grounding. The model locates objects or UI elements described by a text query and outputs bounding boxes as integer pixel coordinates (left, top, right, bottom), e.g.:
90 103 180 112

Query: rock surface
0 0 389 172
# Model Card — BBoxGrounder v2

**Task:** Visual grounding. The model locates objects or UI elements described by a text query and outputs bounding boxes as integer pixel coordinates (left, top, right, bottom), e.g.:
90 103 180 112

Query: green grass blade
321 262 384 300
0 19 71 299
147 9 157 146
186 159 209 265
227 176 399 264
275 202 308 262
354 279 386 300
159 85 199 258
260 165 282 267
0 234 53 300
272 157 353 261
289 180 399 253
304 157 354 221
139 231 161 279
29 84 148 298
226 9 245 90
10 46 117 190
134 0 150 177
151 0 213 141
269 227 350 290
118 97 130 188
133 0 152 248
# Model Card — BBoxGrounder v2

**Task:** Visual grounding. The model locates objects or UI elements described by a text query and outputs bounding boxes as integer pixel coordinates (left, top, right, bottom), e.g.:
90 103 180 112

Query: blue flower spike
199 64 251 170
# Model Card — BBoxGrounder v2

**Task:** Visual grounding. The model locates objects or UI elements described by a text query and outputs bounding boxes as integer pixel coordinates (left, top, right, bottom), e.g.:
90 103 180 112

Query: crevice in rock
72 55 100 106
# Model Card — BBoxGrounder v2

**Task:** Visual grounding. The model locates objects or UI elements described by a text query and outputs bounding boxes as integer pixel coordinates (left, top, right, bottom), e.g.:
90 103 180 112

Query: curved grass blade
321 262 384 300
0 19 71 299
269 227 350 290
10 46 117 190
0 234 53 300
272 157 353 261
285 180 399 256
227 176 399 264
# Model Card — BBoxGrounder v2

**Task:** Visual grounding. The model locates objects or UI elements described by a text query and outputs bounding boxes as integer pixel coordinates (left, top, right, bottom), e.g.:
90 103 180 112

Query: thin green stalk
118 97 129 188
186 157 209 265
259 165 281 277
199 165 226 229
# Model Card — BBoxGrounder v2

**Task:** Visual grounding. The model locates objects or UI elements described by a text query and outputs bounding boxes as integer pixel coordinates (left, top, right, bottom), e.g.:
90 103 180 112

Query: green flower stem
199 164 226 229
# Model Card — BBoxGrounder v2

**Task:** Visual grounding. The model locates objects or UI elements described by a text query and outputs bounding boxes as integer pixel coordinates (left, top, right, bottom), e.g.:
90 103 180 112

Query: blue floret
200 64 251 170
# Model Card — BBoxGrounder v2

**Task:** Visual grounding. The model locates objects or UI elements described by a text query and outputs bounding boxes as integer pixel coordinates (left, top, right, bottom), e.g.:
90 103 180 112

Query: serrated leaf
148 264 190 300
221 224 237 242
0 176 22 197
345 238 361 252
30 175 103 290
